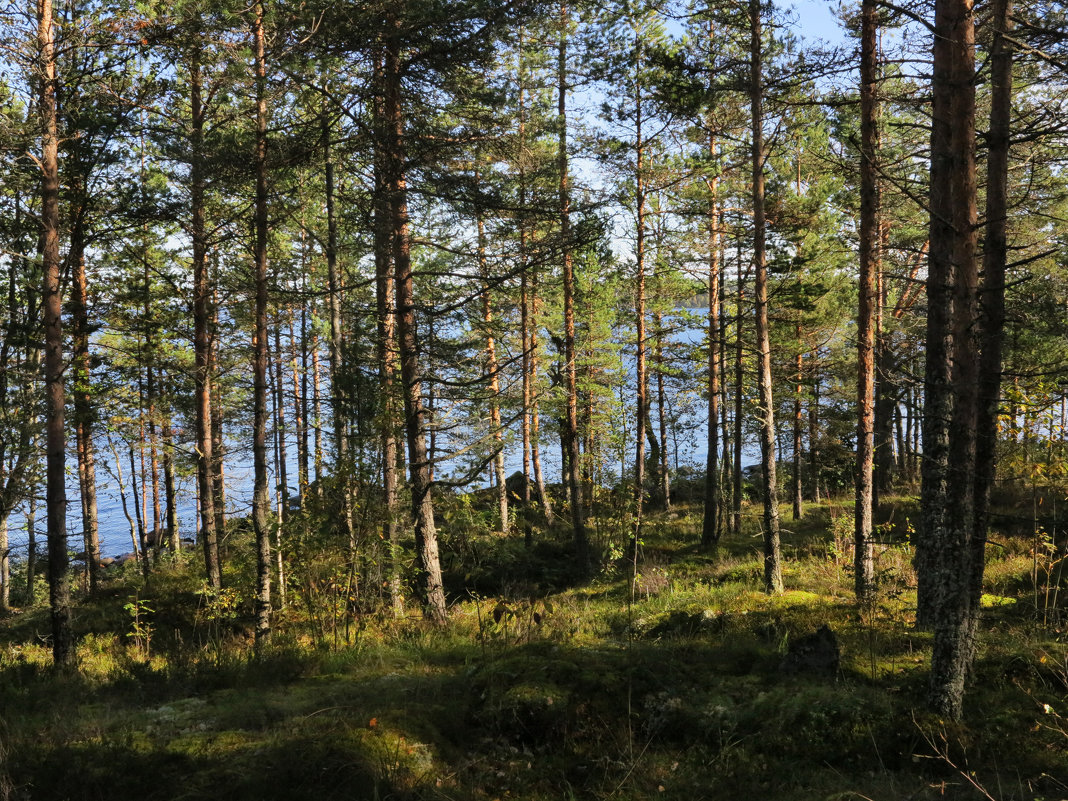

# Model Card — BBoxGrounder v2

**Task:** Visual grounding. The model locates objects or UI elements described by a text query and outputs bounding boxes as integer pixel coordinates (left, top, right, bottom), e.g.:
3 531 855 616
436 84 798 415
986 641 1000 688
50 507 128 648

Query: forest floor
0 494 1066 800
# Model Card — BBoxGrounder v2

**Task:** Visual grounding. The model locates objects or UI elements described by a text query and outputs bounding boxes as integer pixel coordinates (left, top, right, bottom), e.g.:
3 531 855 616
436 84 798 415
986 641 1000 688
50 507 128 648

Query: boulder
780 624 839 675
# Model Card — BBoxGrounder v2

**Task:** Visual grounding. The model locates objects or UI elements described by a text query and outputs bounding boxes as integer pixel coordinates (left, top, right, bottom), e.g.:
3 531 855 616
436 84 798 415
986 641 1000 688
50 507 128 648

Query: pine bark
559 2 587 566
718 234 731 536
290 302 308 499
478 212 508 535
162 407 178 550
273 320 289 523
809 377 821 502
251 0 273 645
633 54 648 544
655 315 670 509
749 0 782 594
385 29 447 622
732 247 745 535
973 0 1012 613
39 0 74 667
71 243 100 593
921 0 979 718
530 268 553 524
372 51 404 616
190 44 221 589
855 0 879 602
322 99 353 544
701 138 720 546
792 330 803 521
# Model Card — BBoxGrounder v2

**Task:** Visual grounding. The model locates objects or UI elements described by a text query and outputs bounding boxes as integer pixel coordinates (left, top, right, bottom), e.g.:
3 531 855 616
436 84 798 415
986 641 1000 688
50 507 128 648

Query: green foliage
123 595 155 658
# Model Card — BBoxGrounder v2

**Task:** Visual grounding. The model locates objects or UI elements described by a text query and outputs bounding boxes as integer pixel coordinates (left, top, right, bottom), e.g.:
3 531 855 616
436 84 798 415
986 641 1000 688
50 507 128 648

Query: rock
144 528 165 547
780 624 839 675
505 471 532 502
109 552 138 568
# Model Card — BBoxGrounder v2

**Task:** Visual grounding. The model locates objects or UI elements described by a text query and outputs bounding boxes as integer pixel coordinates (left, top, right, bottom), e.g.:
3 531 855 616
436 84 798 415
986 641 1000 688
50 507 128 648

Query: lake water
5 310 761 561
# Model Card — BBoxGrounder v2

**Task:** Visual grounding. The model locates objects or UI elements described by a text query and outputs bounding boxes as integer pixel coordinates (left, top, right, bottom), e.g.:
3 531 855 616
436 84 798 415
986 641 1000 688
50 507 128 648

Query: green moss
1 499 1065 800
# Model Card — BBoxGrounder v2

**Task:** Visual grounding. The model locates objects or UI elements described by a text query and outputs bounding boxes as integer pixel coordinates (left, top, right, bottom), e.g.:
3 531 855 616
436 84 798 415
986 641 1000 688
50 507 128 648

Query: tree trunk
130 443 150 580
922 0 979 719
718 227 731 536
190 43 221 589
855 0 879 602
251 0 273 646
655 314 670 510
530 267 553 524
873 271 895 503
385 29 446 623
39 0 74 667
633 29 648 544
71 237 100 594
972 0 1012 613
144 243 162 554
559 2 587 566
792 329 803 521
792 150 804 523
322 97 353 545
311 309 323 490
210 269 227 541
162 407 178 550
704 136 721 546
733 236 745 535
291 302 308 500
372 49 404 616
749 0 782 594
26 489 37 606
273 318 289 523
809 375 821 502
702 134 720 546
873 350 895 503
473 163 508 535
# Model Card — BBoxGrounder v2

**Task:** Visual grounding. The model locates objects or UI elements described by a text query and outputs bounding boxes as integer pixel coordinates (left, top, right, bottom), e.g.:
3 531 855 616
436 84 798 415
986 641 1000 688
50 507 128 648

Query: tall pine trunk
855 0 879 602
385 29 446 622
273 319 289 524
474 161 508 534
632 26 648 544
732 242 745 535
792 327 803 521
921 0 979 719
749 0 782 594
530 267 553 524
322 98 353 545
71 242 100 593
251 0 272 645
39 0 74 667
559 2 587 566
190 43 221 589
655 314 670 509
701 134 720 546
372 49 403 615
973 0 1012 621
517 32 532 535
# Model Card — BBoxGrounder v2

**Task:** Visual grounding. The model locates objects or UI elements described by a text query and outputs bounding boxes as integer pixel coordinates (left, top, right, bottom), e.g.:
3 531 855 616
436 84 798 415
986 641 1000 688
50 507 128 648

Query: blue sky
791 0 846 45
